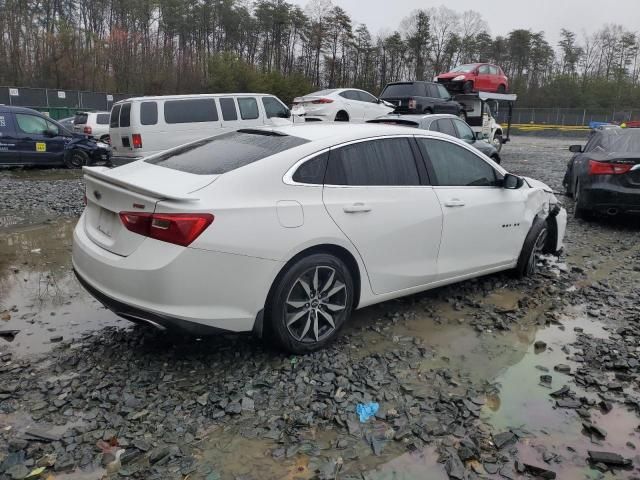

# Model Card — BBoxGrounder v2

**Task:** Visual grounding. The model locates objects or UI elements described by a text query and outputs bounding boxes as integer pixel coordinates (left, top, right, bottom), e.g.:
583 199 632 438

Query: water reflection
0 218 124 356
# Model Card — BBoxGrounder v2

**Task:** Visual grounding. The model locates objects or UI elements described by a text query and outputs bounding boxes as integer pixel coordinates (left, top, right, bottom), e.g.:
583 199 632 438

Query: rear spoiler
82 166 200 202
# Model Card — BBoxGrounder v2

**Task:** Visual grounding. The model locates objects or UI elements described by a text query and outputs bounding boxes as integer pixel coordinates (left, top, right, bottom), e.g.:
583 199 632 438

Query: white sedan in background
73 124 566 354
292 88 394 122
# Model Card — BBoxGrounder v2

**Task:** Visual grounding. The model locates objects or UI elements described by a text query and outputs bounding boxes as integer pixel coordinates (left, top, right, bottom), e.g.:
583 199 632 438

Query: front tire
492 134 503 153
515 218 548 278
463 81 474 94
65 149 89 169
269 254 354 354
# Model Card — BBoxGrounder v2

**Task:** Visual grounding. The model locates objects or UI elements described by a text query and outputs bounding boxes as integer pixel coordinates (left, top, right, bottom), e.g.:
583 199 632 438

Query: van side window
15 114 48 135
262 97 289 119
237 98 259 120
110 105 121 128
219 98 238 121
140 102 158 125
120 103 131 128
164 99 219 124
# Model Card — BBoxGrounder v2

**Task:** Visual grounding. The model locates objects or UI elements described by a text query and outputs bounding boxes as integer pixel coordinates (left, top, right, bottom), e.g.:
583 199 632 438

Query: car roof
384 81 436 86
0 105 45 115
115 93 275 104
372 113 459 122
260 123 458 146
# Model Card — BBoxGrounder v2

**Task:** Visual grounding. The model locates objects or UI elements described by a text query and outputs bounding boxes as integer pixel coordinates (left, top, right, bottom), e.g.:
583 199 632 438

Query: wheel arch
335 110 350 121
258 243 364 338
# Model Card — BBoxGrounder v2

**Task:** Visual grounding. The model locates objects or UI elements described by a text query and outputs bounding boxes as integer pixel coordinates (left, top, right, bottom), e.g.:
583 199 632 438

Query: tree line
1 0 639 109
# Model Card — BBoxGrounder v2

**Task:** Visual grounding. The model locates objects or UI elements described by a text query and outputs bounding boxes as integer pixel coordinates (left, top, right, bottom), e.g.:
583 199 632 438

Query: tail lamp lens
588 160 632 175
119 212 214 247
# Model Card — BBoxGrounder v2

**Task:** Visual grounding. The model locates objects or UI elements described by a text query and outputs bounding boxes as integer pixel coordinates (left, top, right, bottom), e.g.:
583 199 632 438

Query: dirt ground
0 135 639 480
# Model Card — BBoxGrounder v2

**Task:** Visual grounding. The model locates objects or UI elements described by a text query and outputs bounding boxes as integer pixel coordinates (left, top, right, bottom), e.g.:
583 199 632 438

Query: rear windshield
96 113 110 124
145 130 309 175
598 132 640 153
74 113 88 125
381 83 423 97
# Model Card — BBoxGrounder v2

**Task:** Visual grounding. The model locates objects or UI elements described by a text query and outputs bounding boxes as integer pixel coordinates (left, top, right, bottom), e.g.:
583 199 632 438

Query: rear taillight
131 134 142 149
588 160 633 175
311 98 334 104
408 98 417 110
83 126 92 135
119 212 214 247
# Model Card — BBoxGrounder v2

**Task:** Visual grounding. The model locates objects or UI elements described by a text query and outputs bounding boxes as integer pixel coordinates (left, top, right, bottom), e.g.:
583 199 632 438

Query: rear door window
0 113 14 134
219 98 238 121
120 103 131 127
417 138 497 187
426 84 440 98
74 113 88 125
146 130 309 175
381 83 422 98
292 152 329 184
478 65 490 74
164 99 218 124
262 97 289 119
433 119 458 137
237 98 259 120
96 113 110 125
357 91 378 103
110 105 121 128
140 102 158 125
437 85 450 99
325 138 421 186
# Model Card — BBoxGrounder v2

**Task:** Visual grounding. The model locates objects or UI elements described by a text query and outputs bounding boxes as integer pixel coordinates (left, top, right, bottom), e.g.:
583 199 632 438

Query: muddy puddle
483 305 640 479
0 217 124 357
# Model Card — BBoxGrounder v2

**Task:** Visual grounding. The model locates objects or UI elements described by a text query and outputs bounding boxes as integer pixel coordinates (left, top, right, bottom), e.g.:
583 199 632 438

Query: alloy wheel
284 266 347 343
526 229 548 276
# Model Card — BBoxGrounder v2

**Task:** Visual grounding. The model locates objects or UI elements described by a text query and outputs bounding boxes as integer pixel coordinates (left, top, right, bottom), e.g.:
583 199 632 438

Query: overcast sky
290 0 639 43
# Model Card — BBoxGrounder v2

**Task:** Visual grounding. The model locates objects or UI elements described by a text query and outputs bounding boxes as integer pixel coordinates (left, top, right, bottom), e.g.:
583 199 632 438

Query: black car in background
367 113 501 163
564 128 640 218
0 106 111 168
379 81 466 119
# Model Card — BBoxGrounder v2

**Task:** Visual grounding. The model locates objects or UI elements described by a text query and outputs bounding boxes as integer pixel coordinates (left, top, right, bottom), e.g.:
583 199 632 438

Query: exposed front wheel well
262 244 362 337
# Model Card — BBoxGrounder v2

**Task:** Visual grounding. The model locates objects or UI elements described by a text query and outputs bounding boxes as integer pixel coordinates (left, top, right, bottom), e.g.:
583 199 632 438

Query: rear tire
515 218 548 278
334 111 349 122
269 253 354 354
497 84 507 94
424 108 433 115
463 81 474 94
64 149 89 169
574 179 592 220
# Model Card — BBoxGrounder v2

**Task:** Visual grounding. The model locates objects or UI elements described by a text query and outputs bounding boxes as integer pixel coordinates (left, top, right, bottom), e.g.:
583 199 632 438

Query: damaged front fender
521 177 567 254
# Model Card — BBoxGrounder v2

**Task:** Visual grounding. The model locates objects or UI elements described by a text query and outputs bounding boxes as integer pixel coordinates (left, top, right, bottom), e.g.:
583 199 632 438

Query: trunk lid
82 163 217 256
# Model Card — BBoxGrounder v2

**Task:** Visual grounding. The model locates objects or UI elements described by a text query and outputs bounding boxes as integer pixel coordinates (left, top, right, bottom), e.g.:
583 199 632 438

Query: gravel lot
0 135 639 480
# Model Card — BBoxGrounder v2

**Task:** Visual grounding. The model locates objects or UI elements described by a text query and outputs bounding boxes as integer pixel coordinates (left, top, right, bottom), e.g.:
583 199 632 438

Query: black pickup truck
379 81 466 119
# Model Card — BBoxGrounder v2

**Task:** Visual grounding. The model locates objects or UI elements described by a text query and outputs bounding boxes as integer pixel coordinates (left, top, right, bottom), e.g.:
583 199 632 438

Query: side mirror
503 173 524 189
569 145 583 153
282 109 292 119
43 129 56 137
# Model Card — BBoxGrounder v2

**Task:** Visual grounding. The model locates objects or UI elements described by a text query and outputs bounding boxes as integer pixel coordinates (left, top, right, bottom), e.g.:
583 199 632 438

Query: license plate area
97 208 116 238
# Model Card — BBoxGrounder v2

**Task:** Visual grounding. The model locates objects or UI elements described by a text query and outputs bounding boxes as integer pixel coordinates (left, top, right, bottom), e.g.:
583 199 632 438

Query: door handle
343 203 372 214
444 199 466 208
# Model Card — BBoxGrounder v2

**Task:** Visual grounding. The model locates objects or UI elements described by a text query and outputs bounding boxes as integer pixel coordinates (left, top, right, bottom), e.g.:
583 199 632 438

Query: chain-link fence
497 108 638 126
0 86 136 119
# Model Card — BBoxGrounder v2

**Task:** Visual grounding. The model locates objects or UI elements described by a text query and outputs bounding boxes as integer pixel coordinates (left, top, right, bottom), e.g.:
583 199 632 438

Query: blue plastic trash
356 402 379 423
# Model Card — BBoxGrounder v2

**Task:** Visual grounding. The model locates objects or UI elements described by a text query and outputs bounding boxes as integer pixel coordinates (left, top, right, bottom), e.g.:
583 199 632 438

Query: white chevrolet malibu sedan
73 124 567 353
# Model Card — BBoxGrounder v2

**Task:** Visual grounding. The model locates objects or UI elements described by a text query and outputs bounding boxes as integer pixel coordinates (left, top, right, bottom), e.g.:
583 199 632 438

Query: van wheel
423 108 433 115
463 81 474 94
100 135 111 145
492 134 503 152
269 253 353 354
65 150 89 169
514 218 548 278
335 111 349 122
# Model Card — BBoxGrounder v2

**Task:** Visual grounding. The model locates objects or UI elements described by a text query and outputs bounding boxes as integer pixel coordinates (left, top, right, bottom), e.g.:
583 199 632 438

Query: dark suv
379 81 465 118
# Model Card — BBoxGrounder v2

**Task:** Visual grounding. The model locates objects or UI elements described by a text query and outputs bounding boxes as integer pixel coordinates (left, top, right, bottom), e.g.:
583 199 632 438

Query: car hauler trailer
453 92 517 153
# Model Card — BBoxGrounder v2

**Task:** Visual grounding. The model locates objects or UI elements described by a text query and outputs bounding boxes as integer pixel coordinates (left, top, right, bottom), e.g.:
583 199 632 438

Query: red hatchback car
436 63 509 94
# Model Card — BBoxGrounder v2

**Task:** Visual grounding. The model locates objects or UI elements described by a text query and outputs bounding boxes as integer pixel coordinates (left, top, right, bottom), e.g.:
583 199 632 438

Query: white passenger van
109 93 296 163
